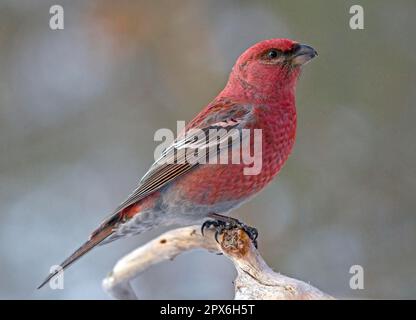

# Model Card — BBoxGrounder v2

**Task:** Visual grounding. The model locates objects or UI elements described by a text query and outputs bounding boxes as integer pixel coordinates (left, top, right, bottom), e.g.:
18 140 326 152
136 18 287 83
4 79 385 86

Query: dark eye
267 49 278 59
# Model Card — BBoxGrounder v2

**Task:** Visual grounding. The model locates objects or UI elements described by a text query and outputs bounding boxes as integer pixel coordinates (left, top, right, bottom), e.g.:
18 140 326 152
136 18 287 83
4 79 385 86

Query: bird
38 38 317 289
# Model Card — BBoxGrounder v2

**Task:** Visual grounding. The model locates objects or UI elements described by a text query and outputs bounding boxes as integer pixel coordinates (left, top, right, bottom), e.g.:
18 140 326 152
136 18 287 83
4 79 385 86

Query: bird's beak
291 44 318 66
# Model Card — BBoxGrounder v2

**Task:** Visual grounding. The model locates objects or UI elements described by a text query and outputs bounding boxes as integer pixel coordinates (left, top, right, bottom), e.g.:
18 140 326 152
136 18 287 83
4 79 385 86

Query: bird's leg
201 213 258 248
207 213 259 243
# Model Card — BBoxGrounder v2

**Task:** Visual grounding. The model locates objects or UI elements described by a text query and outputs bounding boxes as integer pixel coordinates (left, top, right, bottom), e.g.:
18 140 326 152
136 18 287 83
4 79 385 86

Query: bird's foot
201 216 258 248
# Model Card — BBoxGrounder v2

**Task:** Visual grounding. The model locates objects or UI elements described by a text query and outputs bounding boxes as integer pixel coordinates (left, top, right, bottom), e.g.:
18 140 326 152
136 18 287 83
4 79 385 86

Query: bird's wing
111 100 254 214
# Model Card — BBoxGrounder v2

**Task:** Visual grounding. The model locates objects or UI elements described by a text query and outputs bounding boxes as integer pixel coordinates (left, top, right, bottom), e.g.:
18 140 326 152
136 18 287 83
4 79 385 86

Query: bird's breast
167 105 297 207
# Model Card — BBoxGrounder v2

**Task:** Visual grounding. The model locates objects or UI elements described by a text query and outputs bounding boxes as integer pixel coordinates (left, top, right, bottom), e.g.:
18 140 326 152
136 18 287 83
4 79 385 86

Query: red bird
38 38 317 289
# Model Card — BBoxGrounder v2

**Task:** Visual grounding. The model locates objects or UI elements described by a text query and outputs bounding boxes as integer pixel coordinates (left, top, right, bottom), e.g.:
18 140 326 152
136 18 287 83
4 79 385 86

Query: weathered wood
102 226 332 300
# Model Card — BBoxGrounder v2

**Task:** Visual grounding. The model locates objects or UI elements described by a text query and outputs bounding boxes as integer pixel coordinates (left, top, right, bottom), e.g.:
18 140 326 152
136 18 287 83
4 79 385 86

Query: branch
102 226 333 300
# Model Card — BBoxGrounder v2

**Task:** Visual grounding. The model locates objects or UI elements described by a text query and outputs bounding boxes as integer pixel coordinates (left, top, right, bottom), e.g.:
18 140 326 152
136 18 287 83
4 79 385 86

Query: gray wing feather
111 105 253 214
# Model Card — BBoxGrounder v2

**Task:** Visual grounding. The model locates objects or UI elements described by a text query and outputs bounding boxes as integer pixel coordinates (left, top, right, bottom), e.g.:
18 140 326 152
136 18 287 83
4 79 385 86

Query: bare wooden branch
102 226 333 300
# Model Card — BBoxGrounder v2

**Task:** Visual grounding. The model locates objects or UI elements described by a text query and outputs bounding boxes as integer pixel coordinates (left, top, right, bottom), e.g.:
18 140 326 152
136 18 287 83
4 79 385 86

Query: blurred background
0 0 415 299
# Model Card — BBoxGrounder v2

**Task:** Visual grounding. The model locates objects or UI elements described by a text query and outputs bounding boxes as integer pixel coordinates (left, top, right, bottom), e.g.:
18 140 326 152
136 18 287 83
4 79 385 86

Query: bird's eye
267 50 278 59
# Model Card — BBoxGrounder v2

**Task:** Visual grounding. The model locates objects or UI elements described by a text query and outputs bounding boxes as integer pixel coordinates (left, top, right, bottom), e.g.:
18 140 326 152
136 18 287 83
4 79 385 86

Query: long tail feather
37 225 114 289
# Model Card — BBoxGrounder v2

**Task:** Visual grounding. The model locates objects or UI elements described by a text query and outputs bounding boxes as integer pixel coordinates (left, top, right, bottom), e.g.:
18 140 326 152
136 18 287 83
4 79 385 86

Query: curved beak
291 44 318 66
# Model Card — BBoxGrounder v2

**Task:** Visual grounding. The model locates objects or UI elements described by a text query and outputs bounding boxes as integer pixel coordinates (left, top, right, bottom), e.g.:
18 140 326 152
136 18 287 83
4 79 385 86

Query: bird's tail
37 223 115 289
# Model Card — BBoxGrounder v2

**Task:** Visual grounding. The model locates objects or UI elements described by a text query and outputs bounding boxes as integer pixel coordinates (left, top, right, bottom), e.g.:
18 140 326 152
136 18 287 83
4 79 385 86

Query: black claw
201 221 208 236
214 231 220 243
201 216 259 248
243 225 258 242
201 220 218 236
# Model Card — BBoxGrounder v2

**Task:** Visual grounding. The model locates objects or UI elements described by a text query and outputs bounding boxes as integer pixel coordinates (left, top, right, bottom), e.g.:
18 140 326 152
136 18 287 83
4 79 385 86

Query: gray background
0 0 415 299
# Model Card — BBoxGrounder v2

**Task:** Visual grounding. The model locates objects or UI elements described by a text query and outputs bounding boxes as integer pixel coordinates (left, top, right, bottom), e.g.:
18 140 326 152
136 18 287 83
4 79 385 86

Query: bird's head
223 38 317 102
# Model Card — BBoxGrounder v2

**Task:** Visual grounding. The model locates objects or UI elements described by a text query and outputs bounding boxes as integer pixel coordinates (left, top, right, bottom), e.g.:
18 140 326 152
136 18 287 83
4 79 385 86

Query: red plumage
38 38 317 289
